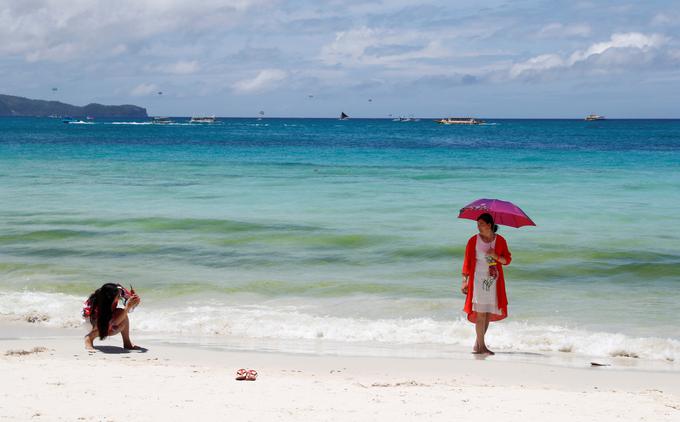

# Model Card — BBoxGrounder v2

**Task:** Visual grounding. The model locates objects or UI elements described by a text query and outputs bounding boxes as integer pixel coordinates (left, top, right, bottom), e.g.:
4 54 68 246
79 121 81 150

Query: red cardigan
462 234 512 323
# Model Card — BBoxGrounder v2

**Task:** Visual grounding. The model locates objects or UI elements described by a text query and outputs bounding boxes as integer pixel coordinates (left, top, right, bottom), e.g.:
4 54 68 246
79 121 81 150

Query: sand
1 323 678 421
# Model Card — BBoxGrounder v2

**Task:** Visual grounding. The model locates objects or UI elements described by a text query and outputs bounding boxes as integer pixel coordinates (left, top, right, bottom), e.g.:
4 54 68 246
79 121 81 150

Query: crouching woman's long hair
86 283 120 340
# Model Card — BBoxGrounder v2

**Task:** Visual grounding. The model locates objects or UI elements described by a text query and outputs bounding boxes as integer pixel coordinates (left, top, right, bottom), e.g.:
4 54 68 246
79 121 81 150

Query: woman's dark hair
477 213 498 233
87 283 120 340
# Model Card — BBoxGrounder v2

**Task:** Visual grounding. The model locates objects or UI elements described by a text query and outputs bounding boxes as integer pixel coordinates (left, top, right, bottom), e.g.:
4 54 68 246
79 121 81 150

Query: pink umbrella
458 198 535 228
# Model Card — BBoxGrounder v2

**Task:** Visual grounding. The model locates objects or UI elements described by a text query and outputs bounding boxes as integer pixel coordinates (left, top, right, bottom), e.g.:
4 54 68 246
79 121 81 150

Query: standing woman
460 213 511 354
83 283 141 351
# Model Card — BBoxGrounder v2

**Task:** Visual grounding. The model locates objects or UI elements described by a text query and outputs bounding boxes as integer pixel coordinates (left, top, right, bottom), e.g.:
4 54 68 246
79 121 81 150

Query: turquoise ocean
1 117 679 366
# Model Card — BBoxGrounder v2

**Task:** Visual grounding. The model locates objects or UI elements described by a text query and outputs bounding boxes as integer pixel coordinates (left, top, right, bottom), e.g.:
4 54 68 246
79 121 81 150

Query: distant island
0 94 147 118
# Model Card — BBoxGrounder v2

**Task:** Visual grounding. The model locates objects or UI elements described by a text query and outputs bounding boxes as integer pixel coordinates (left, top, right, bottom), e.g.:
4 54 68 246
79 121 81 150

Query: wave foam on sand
1 291 678 365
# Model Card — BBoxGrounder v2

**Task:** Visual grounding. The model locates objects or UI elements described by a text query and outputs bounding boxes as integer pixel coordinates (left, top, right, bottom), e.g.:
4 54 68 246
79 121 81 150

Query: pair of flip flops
235 368 258 381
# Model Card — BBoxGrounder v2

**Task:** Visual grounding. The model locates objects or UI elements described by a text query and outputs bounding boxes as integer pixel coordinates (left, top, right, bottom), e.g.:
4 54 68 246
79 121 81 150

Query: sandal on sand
245 369 258 381
235 368 248 381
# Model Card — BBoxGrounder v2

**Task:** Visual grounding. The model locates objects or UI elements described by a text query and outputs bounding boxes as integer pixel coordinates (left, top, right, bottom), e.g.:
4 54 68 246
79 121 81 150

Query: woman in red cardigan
461 213 512 355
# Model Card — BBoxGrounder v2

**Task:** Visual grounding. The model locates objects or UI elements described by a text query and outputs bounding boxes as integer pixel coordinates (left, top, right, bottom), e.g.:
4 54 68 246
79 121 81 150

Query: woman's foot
84 335 95 351
480 348 495 355
124 344 146 351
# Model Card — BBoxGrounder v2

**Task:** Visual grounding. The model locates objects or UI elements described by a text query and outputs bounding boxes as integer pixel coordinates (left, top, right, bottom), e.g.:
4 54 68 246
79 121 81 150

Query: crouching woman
83 283 141 351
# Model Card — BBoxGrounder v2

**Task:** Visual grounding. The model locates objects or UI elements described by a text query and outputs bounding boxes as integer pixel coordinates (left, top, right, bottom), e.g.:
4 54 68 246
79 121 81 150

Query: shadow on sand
93 345 148 354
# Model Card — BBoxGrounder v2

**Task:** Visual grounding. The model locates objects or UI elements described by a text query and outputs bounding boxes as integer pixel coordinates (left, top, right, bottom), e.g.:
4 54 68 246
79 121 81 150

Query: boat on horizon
189 116 216 123
393 115 420 122
339 112 349 120
64 119 93 125
585 114 605 121
435 117 484 125
152 117 173 124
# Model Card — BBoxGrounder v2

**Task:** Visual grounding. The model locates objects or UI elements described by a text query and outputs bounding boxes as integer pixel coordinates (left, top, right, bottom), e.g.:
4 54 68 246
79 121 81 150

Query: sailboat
339 112 349 120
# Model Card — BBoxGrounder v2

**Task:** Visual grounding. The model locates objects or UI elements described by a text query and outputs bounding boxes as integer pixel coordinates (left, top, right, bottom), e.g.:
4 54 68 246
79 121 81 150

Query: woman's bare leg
474 313 487 354
109 309 136 349
481 313 494 355
120 315 135 349
474 313 495 355
84 309 136 350
84 328 97 350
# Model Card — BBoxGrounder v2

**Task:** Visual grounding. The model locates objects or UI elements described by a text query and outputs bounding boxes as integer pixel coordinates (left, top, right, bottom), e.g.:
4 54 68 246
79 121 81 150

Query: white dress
472 234 501 315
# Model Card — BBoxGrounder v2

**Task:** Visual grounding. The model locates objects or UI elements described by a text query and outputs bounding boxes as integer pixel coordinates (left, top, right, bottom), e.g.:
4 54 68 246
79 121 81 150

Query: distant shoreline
0 93 147 118
2 115 679 120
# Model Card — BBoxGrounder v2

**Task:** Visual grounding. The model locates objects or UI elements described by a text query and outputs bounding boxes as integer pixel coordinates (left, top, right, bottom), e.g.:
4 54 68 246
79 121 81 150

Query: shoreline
1 322 679 421
2 293 679 372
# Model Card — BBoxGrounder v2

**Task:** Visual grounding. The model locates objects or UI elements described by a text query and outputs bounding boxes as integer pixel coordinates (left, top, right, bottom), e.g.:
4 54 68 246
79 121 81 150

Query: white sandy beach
1 323 678 422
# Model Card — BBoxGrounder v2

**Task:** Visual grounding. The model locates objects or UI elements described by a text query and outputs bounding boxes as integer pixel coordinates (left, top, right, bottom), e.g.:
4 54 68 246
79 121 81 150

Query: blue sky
1 0 679 117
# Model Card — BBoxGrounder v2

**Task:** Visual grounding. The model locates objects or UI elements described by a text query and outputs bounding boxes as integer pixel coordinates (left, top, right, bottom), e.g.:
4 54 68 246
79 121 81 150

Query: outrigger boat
435 117 484 125
152 117 173 124
585 114 605 121
189 116 216 123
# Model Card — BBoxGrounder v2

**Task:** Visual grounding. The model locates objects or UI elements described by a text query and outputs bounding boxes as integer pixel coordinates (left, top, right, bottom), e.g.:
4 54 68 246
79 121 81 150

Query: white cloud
168 60 199 74
320 26 454 69
509 54 564 78
150 60 200 75
651 12 680 26
232 69 288 93
568 32 666 62
25 43 80 63
538 23 591 38
0 0 265 62
111 44 128 56
320 27 380 66
510 32 671 79
130 83 159 96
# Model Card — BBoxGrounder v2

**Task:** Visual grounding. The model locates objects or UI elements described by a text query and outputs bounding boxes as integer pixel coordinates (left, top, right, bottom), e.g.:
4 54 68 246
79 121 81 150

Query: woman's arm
488 252 507 265
489 237 511 265
461 236 474 275
461 236 474 294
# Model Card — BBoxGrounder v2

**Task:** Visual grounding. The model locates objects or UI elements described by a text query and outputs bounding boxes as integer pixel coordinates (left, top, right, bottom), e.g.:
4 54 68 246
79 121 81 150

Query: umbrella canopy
458 198 535 228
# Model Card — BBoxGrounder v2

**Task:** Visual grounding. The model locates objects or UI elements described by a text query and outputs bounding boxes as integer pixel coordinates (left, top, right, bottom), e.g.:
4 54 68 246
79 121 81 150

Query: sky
1 0 679 118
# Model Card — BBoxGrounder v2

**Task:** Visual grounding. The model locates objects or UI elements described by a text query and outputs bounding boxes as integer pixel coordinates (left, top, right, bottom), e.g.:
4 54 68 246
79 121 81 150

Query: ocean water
1 117 679 365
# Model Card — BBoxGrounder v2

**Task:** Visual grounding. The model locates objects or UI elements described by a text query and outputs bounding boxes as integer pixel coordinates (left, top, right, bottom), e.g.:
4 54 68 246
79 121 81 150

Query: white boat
393 115 420 122
585 114 605 121
189 116 216 123
435 117 484 125
152 117 173 124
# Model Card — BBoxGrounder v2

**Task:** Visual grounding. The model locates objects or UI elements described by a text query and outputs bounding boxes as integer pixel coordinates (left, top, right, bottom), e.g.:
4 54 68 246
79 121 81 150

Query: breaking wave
1 291 678 364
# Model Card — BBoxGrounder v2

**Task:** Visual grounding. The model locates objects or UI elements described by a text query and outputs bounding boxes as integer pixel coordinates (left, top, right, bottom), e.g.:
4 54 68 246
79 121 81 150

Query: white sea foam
110 122 153 125
0 291 84 328
1 291 678 363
